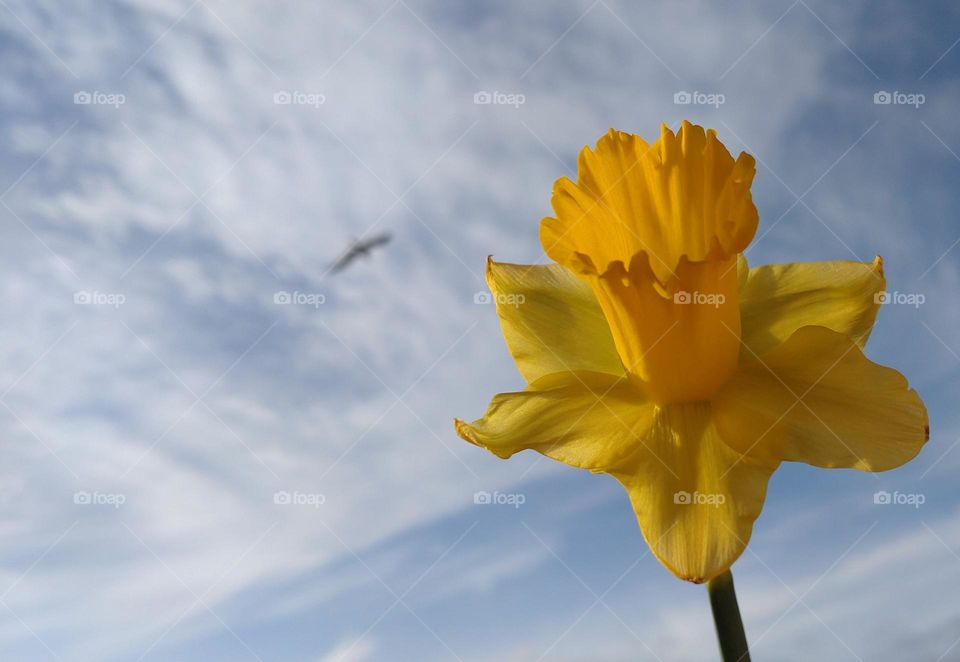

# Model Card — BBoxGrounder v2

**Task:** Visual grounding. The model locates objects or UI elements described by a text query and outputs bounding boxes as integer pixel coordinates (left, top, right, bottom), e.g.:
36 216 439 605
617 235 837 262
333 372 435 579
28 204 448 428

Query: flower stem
707 570 751 662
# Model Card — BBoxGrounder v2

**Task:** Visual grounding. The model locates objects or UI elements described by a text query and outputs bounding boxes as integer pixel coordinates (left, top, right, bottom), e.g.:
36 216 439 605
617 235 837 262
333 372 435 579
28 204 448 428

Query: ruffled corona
540 121 758 402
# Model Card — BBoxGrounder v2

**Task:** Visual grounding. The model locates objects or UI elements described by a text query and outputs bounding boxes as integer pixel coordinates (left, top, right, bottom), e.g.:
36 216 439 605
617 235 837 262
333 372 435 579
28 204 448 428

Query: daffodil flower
455 121 928 585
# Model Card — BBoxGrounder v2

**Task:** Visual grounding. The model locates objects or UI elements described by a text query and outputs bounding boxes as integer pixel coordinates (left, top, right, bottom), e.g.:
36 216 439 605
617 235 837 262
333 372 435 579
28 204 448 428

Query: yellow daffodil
455 121 929 584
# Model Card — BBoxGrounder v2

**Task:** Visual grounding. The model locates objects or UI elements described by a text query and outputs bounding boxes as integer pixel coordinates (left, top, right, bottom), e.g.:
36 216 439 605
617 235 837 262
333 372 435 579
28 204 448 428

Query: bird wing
329 245 362 273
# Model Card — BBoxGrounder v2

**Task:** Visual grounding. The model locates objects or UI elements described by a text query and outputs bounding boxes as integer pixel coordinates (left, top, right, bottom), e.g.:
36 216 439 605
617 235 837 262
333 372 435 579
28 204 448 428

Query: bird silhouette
328 232 392 274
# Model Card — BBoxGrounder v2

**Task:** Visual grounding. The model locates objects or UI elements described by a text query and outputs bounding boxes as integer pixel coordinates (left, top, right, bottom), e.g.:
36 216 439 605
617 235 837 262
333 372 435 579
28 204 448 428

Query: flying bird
328 232 392 274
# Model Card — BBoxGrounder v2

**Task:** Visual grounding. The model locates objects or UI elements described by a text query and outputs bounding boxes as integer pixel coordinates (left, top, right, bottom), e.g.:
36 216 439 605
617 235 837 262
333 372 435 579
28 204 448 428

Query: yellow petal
713 325 929 471
736 253 750 289
540 121 758 286
454 371 655 472
485 258 624 383
739 257 885 356
610 402 779 583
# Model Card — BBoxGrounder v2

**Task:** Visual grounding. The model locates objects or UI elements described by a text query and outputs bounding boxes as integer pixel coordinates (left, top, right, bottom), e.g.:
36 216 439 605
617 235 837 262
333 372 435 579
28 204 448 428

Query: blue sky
0 0 959 660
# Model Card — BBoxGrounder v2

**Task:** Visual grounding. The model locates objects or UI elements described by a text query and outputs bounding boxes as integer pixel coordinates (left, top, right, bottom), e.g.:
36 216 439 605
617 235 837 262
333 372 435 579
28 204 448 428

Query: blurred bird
328 232 392 274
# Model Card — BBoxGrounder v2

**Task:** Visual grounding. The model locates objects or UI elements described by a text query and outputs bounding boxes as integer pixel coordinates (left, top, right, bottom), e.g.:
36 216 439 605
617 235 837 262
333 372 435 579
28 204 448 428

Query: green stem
707 570 751 662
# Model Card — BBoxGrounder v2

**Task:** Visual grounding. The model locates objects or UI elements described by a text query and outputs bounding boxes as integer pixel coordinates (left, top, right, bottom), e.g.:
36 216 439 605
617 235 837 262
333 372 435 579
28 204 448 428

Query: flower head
455 121 929 583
